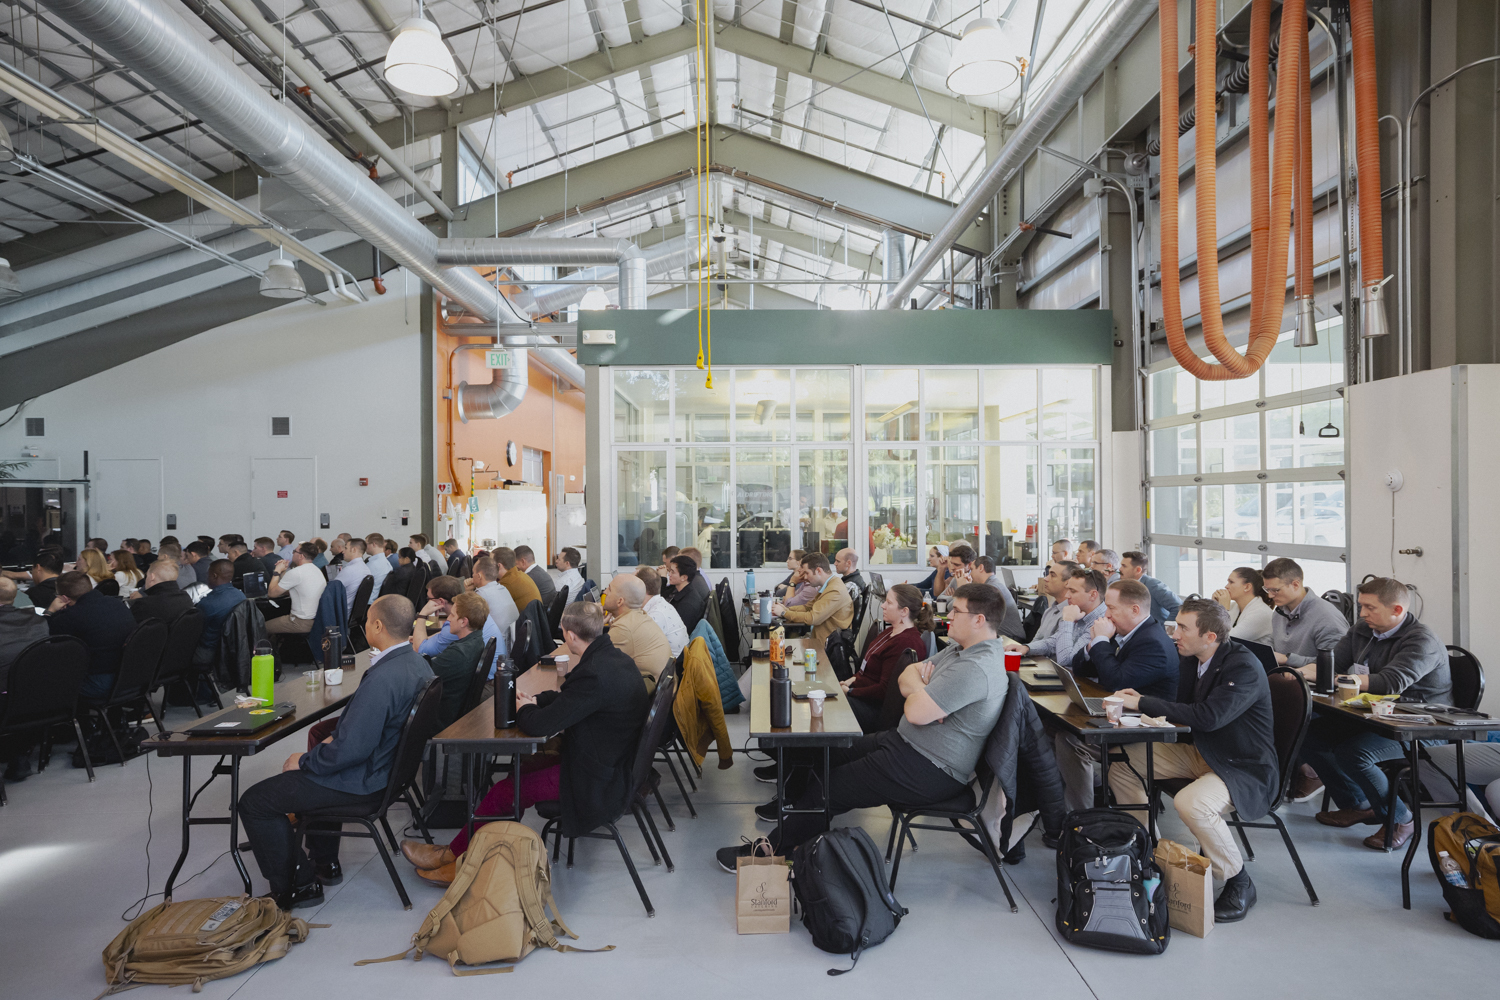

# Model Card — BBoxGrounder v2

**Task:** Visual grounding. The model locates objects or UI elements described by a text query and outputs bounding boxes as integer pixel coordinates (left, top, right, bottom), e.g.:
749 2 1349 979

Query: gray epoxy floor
0 702 1491 999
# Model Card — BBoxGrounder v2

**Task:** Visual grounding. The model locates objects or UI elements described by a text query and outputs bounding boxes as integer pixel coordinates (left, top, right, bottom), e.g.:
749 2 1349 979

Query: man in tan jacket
603 573 673 692
773 552 852 659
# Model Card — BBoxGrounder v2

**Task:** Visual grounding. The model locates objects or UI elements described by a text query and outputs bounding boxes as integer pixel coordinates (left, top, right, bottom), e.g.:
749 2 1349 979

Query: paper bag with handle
736 838 792 934
1153 839 1214 938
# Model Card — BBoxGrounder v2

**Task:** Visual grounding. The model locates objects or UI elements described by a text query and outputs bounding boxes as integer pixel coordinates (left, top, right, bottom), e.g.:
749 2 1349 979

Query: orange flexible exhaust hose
1161 0 1304 380
1348 0 1387 325
1294 26 1313 306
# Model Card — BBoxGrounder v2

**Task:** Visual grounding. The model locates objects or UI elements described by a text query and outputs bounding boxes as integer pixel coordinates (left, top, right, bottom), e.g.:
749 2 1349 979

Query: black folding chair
0 636 95 800
547 587 570 640
346 576 376 653
83 618 170 759
293 676 445 909
1156 665 1319 904
540 672 677 917
654 654 702 823
148 608 205 723
456 637 499 721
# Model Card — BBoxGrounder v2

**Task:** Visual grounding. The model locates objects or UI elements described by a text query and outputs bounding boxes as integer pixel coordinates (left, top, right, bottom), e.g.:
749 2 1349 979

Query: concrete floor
0 701 1490 999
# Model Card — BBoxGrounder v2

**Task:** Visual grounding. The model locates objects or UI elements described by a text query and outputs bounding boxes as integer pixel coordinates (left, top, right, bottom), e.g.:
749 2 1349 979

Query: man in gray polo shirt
717 583 1008 867
1263 557 1348 667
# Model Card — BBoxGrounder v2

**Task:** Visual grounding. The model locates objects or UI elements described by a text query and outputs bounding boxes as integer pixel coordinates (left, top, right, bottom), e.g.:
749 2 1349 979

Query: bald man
0 576 48 687
602 573 672 692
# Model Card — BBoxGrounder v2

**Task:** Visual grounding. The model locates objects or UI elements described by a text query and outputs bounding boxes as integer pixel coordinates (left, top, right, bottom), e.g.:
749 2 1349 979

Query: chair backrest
457 637 499 720
1446 646 1485 711
825 629 857 682
155 607 206 687
0 636 89 730
1263 665 1315 811
547 587 569 632
511 614 536 671
348 575 376 626
631 671 678 795
112 618 171 702
402 570 428 610
377 676 446 814
875 647 922 732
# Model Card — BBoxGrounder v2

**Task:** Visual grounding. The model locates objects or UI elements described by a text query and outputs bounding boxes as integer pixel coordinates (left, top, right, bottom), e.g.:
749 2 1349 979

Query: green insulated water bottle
251 641 275 704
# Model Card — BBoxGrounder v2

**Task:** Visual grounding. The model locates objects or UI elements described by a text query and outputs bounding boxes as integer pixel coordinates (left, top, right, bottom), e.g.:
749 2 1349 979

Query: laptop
1019 660 1064 691
1056 663 1110 716
184 701 295 735
1238 639 1279 674
1001 567 1017 590
241 570 268 598
791 681 839 699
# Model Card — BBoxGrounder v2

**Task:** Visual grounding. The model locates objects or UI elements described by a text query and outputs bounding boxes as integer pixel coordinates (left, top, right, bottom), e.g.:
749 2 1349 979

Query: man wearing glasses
1262 558 1348 668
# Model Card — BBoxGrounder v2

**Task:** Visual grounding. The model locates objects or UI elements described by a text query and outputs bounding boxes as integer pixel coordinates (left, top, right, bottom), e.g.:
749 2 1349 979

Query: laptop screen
241 570 267 598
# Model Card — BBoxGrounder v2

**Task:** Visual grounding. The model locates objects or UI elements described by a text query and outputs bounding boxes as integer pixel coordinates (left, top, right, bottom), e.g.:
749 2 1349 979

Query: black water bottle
1314 649 1335 695
494 657 518 729
770 663 792 728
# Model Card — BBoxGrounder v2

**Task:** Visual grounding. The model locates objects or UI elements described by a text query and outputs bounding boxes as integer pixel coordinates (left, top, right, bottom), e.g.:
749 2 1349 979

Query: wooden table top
1310 692 1500 741
144 650 373 757
1024 657 1188 744
748 637 862 746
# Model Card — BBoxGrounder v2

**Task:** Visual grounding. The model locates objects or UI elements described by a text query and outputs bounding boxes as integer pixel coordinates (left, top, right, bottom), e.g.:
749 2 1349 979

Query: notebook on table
791 682 840 699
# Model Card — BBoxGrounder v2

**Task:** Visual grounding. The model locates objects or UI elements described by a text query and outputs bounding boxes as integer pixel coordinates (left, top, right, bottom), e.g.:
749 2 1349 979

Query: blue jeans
80 673 115 700
1300 715 1437 824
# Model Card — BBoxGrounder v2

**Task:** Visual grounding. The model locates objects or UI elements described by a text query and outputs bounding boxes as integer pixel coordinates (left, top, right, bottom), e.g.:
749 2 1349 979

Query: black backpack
791 827 906 974
1055 809 1169 955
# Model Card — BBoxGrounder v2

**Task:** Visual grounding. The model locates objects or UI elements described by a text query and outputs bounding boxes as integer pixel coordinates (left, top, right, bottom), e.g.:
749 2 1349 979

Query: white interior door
251 458 317 543
93 458 163 545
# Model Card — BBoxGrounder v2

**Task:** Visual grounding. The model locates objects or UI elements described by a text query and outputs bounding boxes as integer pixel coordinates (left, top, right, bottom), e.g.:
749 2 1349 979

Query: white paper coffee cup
324 668 344 685
807 689 826 716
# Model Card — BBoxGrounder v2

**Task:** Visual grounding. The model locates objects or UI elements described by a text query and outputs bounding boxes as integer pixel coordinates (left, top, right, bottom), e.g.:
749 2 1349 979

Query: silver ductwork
881 0 1159 307
880 230 908 287
41 0 580 416
436 238 648 311
522 233 708 316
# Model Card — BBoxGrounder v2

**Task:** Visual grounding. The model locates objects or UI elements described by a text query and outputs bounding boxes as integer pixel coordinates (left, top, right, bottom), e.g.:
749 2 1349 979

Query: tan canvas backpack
100 895 313 994
357 820 613 976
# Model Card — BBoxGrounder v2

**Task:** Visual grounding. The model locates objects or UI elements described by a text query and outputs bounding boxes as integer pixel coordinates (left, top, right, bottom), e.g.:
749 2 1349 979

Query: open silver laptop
1056 662 1108 716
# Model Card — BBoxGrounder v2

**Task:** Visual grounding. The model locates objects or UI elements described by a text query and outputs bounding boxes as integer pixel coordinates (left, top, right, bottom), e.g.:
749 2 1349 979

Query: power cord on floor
120 751 233 921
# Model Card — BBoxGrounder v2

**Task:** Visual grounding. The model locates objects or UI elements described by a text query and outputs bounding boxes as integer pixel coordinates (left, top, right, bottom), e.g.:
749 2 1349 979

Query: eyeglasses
949 609 983 618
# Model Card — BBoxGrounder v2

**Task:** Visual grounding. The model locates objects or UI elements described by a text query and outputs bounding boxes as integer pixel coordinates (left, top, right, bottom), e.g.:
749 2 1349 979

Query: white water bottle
1438 851 1466 888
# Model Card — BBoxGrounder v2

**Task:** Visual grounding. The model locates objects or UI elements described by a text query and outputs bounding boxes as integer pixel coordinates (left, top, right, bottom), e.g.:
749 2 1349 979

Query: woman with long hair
1213 566 1274 645
917 544 950 595
78 548 120 597
109 549 143 598
841 583 933 733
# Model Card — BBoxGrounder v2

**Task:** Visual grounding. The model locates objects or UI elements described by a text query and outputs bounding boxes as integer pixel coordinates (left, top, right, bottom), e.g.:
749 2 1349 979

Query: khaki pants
1108 742 1243 880
265 614 313 635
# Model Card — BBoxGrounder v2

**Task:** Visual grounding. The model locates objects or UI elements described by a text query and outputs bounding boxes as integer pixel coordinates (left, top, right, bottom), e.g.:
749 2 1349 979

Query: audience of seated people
110 550 144 599
467 557 519 644
515 545 555 608
1213 565 1275 645
264 543 326 637
1263 557 1348 668
194 559 245 665
835 548 868 604
969 555 1026 641
1008 566 1109 668
1118 550 1181 624
493 547 541 611
332 538 371 615
772 552 852 655
601 574 672 693
553 547 584 601
665 554 711 633
128 556 192 624
1088 547 1122 586
424 591 489 729
44 571 136 700
412 575 504 671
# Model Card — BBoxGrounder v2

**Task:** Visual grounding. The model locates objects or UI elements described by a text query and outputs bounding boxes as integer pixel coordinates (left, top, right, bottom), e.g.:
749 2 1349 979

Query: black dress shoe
4 756 33 782
275 881 325 910
1213 869 1257 922
1002 841 1027 865
314 860 343 885
754 800 779 823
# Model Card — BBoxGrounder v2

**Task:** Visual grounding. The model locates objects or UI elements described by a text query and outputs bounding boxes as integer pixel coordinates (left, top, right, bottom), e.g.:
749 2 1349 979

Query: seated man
442 539 472 579
553 547 584 601
1075 540 1099 565
413 575 504 669
133 538 157 573
45 571 136 699
1120 550 1181 624
494 546 542 611
1263 557 1348 668
363 533 391 593
264 543 326 636
239 596 433 909
835 548 868 604
333 538 371 615
400 602 649 882
516 545 556 608
1007 566 1108 668
253 537 280 577
971 555 1026 641
772 552 852 656
228 538 264 592
634 566 689 657
2 547 64 610
1088 547 1122 586
664 554 710 634
721 584 1009 865
276 530 296 563
1051 538 1074 564
426 592 488 728
194 559 245 665
129 557 193 624
939 544 977 597
468 556 519 643
0 577 48 686
1052 579 1179 811
1025 560 1077 643
1297 577 1450 850
602 573 672 692
1109 598 1278 923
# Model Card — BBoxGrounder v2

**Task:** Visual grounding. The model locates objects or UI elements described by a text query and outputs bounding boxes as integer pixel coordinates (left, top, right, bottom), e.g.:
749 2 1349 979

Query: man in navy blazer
1052 579 1179 811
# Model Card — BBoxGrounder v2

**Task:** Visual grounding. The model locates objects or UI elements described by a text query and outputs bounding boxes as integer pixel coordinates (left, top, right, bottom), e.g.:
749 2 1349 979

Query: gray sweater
1271 592 1349 667
1334 613 1451 703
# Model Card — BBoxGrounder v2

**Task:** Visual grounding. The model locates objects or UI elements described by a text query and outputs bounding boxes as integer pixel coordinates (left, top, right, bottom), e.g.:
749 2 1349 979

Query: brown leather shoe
1363 821 1415 852
415 860 457 885
400 840 455 871
1289 765 1324 802
1315 807 1379 828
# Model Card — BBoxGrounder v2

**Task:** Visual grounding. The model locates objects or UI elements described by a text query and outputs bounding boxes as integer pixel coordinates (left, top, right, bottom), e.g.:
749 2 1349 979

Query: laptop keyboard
1083 697 1105 715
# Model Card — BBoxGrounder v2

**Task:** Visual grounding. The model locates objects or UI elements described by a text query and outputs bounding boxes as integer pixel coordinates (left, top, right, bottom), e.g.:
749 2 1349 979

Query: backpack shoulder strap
517 838 615 955
356 830 496 968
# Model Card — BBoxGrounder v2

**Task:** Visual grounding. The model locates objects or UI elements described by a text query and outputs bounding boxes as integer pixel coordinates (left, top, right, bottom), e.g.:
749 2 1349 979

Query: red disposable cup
1004 650 1022 672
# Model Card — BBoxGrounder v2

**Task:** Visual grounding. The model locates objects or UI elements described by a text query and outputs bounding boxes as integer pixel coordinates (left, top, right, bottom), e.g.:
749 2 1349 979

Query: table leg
461 752 477 847
774 747 786 844
227 759 252 895
512 753 523 820
1401 738 1421 910
163 756 193 901
1145 742 1158 845
1455 739 1468 798
822 747 833 829
1095 740 1111 808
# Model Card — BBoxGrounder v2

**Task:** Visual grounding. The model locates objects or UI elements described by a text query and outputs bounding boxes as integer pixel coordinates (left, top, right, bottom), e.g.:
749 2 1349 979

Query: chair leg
606 821 654 917
566 836 576 869
94 708 126 767
652 786 677 832
1268 811 1319 905
884 808 900 862
641 805 674 873
889 814 911 889
660 753 696 818
379 815 401 853
141 695 165 737
674 745 699 790
971 818 1019 913
71 717 94 782
402 793 434 844
632 804 662 866
1230 810 1256 862
363 818 412 910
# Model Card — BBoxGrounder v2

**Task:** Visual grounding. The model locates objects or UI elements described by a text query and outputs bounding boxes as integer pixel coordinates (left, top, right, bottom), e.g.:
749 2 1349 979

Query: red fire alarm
359 478 369 486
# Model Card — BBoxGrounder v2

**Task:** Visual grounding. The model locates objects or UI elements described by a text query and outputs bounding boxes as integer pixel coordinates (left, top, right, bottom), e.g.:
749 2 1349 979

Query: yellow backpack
1429 811 1500 939
358 821 613 976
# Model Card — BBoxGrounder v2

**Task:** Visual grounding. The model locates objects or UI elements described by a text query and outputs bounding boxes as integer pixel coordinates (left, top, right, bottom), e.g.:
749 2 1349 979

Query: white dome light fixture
946 17 1021 96
384 15 460 97
259 256 306 299
579 285 611 310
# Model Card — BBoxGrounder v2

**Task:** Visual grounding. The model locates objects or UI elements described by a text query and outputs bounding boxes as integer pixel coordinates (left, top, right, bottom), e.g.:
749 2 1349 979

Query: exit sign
276 490 288 498
484 349 512 368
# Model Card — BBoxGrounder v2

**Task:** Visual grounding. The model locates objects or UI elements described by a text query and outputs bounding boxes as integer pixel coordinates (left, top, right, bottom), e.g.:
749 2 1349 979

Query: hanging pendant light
579 285 611 310
0 257 21 299
946 17 1021 96
259 255 306 299
384 13 460 97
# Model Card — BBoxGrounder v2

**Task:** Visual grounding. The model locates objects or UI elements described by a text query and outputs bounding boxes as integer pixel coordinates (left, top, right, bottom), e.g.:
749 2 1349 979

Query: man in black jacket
1053 579 1180 811
400 600 649 881
665 554 709 633
128 558 193 625
1109 597 1277 923
44 572 137 700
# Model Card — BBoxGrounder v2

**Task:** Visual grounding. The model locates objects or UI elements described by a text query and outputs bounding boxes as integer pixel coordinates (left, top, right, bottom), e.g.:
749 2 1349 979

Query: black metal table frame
428 735 549 847
754 733 860 843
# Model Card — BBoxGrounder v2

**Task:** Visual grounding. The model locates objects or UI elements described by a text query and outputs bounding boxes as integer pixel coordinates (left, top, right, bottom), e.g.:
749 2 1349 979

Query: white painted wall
0 275 426 547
